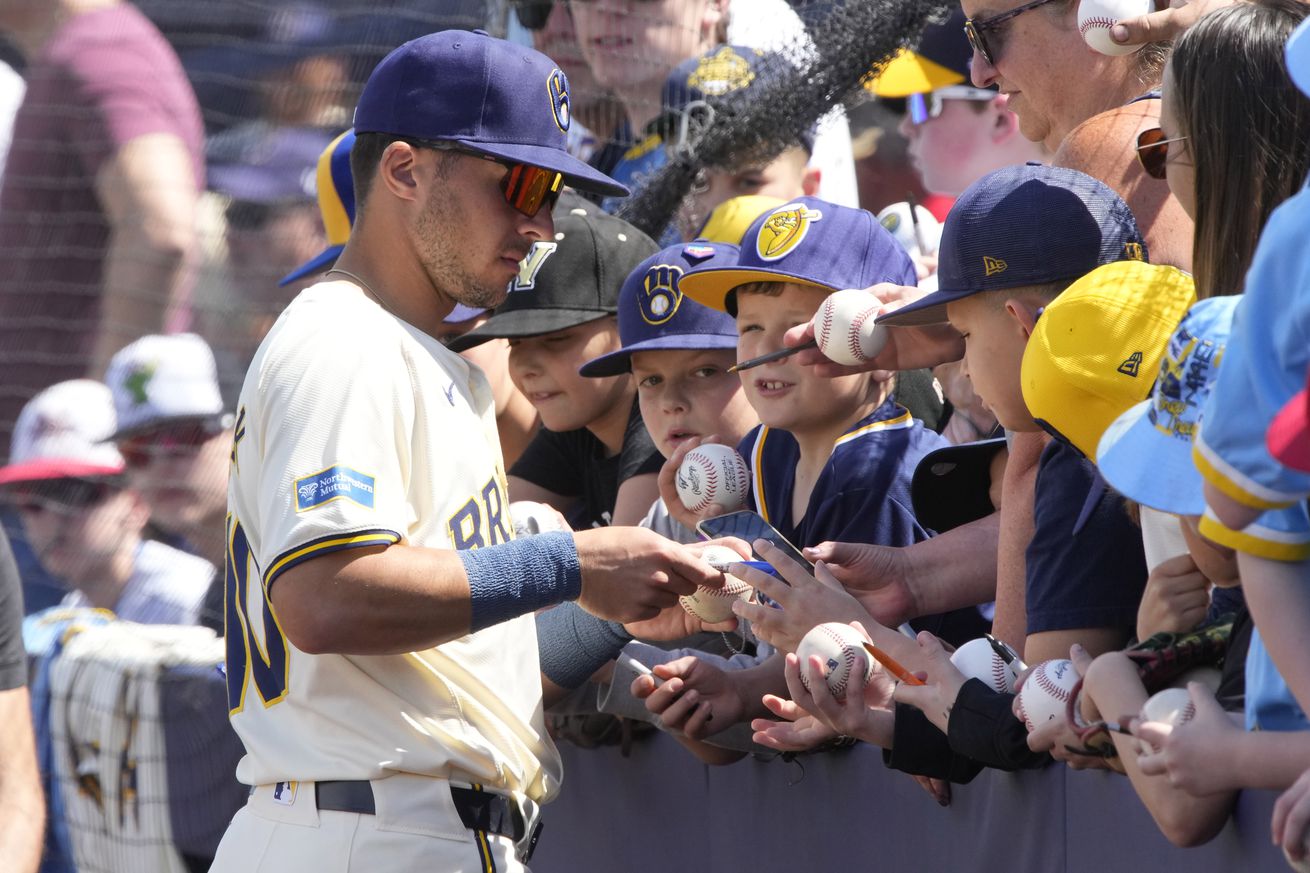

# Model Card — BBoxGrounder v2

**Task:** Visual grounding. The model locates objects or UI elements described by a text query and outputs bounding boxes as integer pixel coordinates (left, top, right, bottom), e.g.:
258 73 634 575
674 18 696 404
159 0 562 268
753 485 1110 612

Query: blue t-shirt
1025 440 1148 636
737 399 946 550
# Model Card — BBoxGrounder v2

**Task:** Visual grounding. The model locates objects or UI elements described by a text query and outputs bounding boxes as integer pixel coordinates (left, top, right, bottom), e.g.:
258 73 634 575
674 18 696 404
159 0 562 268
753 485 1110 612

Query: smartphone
695 510 814 575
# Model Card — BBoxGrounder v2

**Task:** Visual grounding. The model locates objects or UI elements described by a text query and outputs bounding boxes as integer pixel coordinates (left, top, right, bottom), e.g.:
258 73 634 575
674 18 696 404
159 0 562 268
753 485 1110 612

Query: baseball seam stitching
1035 664 1071 702
1080 16 1116 35
847 307 875 361
991 657 1009 693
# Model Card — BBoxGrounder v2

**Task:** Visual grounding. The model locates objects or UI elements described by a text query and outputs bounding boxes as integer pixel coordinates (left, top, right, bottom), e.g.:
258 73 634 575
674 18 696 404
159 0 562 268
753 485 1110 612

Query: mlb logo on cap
678 197 916 315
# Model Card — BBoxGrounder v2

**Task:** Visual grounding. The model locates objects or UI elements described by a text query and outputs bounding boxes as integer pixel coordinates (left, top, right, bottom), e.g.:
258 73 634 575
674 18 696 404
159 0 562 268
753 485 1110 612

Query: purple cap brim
454 139 628 198
876 287 979 327
280 244 344 287
579 333 739 377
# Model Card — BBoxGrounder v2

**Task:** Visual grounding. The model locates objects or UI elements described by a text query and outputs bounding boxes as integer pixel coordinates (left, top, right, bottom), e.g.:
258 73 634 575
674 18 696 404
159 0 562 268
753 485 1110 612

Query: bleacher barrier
23 620 1289 872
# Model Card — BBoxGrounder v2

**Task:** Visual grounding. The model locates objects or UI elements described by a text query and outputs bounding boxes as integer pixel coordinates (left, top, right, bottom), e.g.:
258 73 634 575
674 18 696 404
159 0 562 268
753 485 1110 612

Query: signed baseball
675 444 750 513
1140 687 1197 729
1015 658 1079 732
509 501 568 538
813 288 889 366
679 545 753 623
949 638 1019 694
796 622 874 700
1078 0 1151 56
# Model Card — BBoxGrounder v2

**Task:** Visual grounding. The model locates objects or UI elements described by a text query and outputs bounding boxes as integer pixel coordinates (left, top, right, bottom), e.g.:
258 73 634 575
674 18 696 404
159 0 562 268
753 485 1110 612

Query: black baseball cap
448 203 658 351
911 437 1007 533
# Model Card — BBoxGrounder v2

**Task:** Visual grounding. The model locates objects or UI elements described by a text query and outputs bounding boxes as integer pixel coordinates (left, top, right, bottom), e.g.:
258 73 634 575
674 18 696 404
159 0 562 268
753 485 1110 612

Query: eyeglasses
119 416 230 469
907 86 997 125
964 0 1064 67
419 139 564 218
1135 127 1189 180
9 478 122 515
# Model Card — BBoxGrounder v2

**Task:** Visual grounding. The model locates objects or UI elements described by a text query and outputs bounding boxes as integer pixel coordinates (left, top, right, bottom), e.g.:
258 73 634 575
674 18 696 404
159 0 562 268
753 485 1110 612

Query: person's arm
803 511 1000 628
0 686 42 873
1024 627 1131 664
611 473 659 527
994 431 1045 653
1110 0 1239 45
507 475 578 516
92 132 197 373
271 526 722 655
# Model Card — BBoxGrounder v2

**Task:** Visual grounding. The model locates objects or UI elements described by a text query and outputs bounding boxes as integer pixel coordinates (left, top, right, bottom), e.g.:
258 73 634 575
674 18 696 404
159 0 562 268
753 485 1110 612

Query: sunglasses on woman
422 140 564 218
1135 127 1189 180
907 86 997 125
964 0 1064 67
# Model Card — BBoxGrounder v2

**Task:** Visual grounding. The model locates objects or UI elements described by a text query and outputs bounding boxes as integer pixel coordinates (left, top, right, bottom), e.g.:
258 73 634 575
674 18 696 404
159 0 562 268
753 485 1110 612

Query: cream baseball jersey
225 280 561 802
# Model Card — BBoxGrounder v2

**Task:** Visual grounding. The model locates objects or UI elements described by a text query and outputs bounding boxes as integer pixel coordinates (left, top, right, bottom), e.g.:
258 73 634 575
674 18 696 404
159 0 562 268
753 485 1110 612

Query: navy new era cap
353 30 627 198
879 164 1147 327
679 197 917 315
580 241 741 377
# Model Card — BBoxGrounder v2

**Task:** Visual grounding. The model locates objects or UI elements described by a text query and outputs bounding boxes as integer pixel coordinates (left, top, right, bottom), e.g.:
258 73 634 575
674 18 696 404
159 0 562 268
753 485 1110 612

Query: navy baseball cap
353 30 627 198
864 9 973 98
679 197 917 315
447 204 657 351
280 129 356 287
659 46 816 153
579 241 741 377
878 164 1148 327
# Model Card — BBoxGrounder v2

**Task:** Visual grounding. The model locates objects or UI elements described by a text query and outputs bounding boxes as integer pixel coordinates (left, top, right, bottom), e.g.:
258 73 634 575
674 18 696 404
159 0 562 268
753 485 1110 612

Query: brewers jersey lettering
225 280 561 802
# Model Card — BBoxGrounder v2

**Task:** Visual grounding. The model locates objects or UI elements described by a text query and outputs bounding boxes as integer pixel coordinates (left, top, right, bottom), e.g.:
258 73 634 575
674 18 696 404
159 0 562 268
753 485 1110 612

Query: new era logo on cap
982 256 1007 277
1118 352 1143 377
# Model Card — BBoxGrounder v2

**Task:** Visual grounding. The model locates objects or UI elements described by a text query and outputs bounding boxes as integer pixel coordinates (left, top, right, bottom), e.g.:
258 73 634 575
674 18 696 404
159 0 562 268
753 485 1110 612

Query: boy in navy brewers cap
628 197 950 746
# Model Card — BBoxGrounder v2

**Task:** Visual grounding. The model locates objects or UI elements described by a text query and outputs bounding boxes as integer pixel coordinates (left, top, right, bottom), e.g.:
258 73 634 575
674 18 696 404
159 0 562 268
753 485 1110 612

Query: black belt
314 781 540 857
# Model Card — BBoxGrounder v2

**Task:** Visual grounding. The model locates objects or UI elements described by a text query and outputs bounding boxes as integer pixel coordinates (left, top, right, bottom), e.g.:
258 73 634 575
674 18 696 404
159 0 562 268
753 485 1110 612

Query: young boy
627 197 949 745
579 239 758 541
449 205 660 529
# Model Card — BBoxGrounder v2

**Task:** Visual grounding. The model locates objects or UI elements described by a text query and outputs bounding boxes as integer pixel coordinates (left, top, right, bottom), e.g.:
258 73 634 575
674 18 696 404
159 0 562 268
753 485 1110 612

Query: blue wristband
460 531 582 633
536 601 633 690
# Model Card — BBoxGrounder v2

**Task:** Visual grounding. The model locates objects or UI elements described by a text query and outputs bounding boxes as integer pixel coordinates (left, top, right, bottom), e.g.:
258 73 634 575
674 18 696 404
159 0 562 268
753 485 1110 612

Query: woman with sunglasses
1137 0 1310 300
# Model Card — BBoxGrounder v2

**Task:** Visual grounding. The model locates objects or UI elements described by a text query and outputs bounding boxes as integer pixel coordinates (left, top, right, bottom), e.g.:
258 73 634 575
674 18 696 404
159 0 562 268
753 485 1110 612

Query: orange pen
861 641 925 686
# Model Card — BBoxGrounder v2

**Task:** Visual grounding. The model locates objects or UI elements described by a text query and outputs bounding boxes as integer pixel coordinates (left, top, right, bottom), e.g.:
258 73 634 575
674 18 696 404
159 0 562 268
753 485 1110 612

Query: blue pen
708 559 774 573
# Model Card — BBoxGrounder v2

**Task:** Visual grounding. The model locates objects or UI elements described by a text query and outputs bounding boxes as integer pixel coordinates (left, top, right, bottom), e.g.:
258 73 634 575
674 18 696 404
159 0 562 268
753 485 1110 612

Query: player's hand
751 706 841 753
1132 683 1242 795
800 540 917 627
573 526 722 623
1273 767 1310 863
1110 0 1237 46
631 655 744 740
781 283 964 377
730 541 872 654
655 434 741 532
1135 552 1211 640
891 631 969 736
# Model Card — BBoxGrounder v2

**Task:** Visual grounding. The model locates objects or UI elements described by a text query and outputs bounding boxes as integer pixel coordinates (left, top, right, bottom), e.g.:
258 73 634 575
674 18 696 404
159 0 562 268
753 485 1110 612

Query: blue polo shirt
737 398 946 549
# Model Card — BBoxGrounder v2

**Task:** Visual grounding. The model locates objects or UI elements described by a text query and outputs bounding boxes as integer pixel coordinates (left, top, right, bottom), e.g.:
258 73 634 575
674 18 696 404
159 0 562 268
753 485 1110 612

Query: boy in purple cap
212 31 733 872
630 197 950 745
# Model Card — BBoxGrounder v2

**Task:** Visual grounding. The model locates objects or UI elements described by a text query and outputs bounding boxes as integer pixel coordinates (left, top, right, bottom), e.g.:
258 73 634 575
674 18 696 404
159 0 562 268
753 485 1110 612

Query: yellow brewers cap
1020 261 1197 458
694 195 787 245
863 10 971 98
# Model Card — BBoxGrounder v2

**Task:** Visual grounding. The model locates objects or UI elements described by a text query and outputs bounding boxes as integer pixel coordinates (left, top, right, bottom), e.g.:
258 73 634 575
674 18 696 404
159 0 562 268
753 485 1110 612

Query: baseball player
211 31 727 873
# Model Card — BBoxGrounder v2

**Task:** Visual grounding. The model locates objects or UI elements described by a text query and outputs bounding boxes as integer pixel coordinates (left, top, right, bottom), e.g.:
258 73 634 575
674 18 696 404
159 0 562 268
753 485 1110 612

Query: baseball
679 545 753 623
675 443 750 514
796 622 874 700
1140 687 1197 729
949 637 1019 694
877 201 942 259
813 288 889 366
1078 0 1151 56
1015 658 1079 732
509 500 568 537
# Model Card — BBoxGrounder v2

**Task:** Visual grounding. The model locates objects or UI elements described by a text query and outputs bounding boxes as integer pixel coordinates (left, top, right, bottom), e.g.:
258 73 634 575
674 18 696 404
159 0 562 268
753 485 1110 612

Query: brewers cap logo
1117 352 1143 377
756 202 823 261
510 241 558 292
640 265 685 326
548 68 571 132
982 256 1008 277
1122 242 1145 262
687 46 758 96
